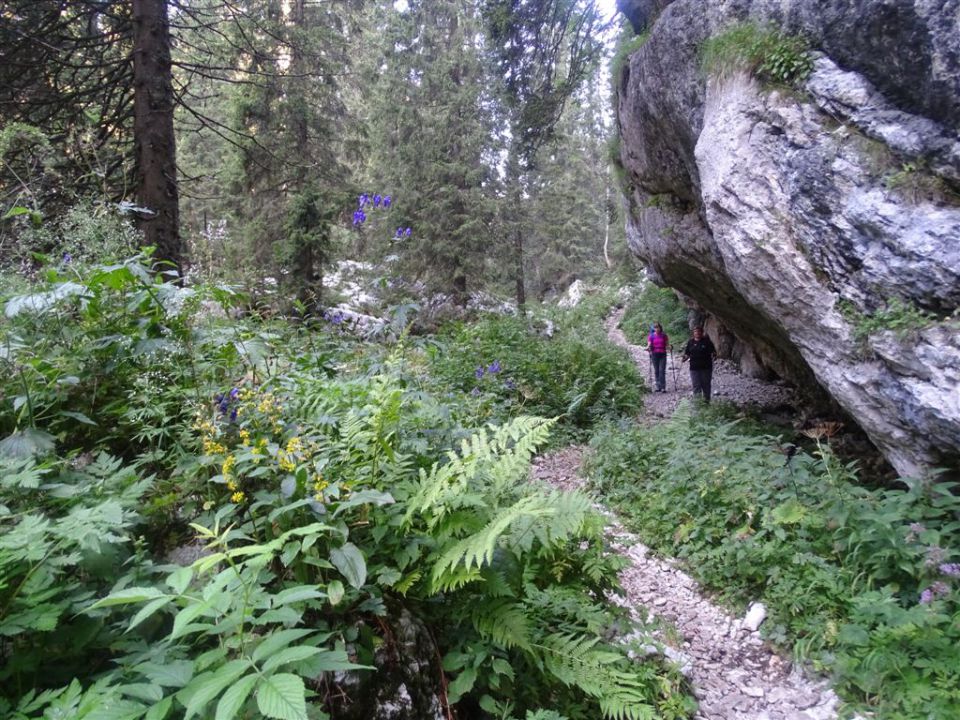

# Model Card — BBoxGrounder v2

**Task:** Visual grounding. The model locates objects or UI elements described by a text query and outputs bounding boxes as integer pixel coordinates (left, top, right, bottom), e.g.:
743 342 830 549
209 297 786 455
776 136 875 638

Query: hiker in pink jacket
645 322 672 393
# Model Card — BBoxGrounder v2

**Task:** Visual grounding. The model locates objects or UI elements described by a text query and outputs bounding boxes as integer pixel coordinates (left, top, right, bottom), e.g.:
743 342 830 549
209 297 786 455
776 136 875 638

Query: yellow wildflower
239 429 251 446
226 479 238 492
222 454 236 477
231 491 246 504
278 452 296 472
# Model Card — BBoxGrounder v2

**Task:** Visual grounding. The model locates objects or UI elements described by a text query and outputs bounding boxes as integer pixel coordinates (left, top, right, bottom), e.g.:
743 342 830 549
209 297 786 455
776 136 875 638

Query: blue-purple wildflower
939 563 960 578
383 196 392 208
404 227 412 237
487 360 502 374
920 580 950 604
373 194 382 207
475 365 485 379
504 378 516 390
353 209 367 225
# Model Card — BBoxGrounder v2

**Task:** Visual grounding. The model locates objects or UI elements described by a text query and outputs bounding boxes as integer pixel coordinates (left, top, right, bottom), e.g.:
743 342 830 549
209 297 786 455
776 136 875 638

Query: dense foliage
619 284 689 348
586 406 960 719
0 254 686 720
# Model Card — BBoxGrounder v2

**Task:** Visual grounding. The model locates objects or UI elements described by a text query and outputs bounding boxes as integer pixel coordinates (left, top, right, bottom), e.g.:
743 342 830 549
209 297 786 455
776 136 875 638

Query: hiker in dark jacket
680 326 718 403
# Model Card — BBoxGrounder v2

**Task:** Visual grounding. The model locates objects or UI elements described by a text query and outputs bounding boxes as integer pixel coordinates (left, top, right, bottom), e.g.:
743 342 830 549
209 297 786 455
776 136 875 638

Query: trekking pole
670 346 678 391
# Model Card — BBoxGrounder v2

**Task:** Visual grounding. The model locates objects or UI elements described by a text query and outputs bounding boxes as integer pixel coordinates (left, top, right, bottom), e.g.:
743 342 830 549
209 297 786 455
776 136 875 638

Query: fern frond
429 565 483 593
536 633 657 720
471 599 531 650
432 495 555 582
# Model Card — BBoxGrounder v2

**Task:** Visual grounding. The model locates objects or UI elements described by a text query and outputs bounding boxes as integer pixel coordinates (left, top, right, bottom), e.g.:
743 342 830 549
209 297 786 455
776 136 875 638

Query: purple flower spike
939 563 960 578
920 581 950 604
404 227 412 236
353 209 366 225
395 227 403 238
487 360 501 374
475 365 485 379
383 196 392 208
229 407 238 423
230 387 240 400
63 252 73 263
373 194 382 207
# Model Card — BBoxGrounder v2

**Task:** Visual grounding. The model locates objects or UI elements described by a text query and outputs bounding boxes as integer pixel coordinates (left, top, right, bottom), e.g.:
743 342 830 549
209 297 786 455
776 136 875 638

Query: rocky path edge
529 310 847 720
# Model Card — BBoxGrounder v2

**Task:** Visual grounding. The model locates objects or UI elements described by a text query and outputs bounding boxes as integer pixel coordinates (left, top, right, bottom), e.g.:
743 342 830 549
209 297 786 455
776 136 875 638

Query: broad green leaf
770 498 807 525
256 673 307 720
120 684 164 703
447 667 477 704
327 580 345 606
89 587 166 610
215 673 258 720
261 646 322 672
0 429 56 459
136 660 194 688
272 585 325 607
127 598 170 633
182 659 252 720
312 649 369 672
169 601 213 640
330 543 366 588
251 629 314 664
145 696 172 720
491 657 515 680
166 567 193 595
84 698 147 720
332 490 395 516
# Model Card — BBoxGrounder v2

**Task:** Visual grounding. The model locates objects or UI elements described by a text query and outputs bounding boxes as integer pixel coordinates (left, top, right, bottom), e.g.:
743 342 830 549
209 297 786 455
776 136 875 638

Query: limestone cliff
614 0 960 476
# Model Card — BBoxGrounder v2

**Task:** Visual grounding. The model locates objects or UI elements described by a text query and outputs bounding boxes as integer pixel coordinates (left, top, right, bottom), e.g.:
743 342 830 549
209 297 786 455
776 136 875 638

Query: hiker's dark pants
690 368 712 402
651 353 667 391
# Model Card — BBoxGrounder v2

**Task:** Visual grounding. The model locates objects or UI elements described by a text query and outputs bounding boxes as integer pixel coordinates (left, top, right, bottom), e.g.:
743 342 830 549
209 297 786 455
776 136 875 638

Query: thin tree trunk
603 185 612 268
132 0 181 271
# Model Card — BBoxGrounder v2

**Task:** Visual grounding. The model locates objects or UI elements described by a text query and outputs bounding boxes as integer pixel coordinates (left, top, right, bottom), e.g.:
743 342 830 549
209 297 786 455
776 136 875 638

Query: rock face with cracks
614 0 960 476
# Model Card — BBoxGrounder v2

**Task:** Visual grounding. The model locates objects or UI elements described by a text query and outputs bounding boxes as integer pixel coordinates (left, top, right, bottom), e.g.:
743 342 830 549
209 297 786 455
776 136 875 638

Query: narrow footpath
530 310 845 720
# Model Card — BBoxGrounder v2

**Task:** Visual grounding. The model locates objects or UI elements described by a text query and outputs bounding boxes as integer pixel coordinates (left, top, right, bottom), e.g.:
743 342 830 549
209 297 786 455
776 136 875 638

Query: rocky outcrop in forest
614 0 960 476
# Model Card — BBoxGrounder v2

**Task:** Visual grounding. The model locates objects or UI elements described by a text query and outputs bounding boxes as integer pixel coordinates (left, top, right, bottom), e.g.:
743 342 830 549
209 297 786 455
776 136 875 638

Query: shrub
620 282 689 347
585 405 960 718
701 22 814 86
427 314 643 440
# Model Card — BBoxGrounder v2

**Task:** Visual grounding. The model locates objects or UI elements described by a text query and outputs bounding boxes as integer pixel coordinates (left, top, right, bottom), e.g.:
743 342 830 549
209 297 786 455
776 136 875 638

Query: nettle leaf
0 429 56 459
251 629 315 664
261 646 322 673
215 674 259 720
447 667 477 704
256 673 307 720
770 499 807 525
181 659 252 720
136 660 194 688
89 587 166 610
166 567 193 595
330 543 366 588
272 585 325 607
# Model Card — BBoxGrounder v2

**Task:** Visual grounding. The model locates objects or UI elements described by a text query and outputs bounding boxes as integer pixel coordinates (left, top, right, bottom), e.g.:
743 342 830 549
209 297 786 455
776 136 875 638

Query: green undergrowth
0 257 689 719
427 292 645 445
585 404 960 719
619 283 689 348
701 22 814 87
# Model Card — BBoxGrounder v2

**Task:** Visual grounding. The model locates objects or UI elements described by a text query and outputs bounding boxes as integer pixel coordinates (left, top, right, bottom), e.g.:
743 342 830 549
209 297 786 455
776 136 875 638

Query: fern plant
402 416 691 719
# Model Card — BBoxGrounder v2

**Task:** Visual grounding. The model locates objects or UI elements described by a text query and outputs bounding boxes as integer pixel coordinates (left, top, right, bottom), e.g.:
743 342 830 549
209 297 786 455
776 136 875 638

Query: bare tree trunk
603 185 612 268
132 0 181 271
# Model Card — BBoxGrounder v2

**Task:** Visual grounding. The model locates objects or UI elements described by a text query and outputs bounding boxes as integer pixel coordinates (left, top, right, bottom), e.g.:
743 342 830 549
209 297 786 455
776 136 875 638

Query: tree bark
132 0 181 271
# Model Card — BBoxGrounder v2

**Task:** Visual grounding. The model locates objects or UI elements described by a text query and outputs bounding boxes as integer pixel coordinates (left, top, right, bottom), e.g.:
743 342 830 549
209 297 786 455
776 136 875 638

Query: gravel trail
529 310 845 720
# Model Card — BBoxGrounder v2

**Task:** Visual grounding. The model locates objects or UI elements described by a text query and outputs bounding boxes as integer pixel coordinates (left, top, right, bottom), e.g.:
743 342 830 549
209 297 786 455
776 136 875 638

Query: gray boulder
615 0 960 475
